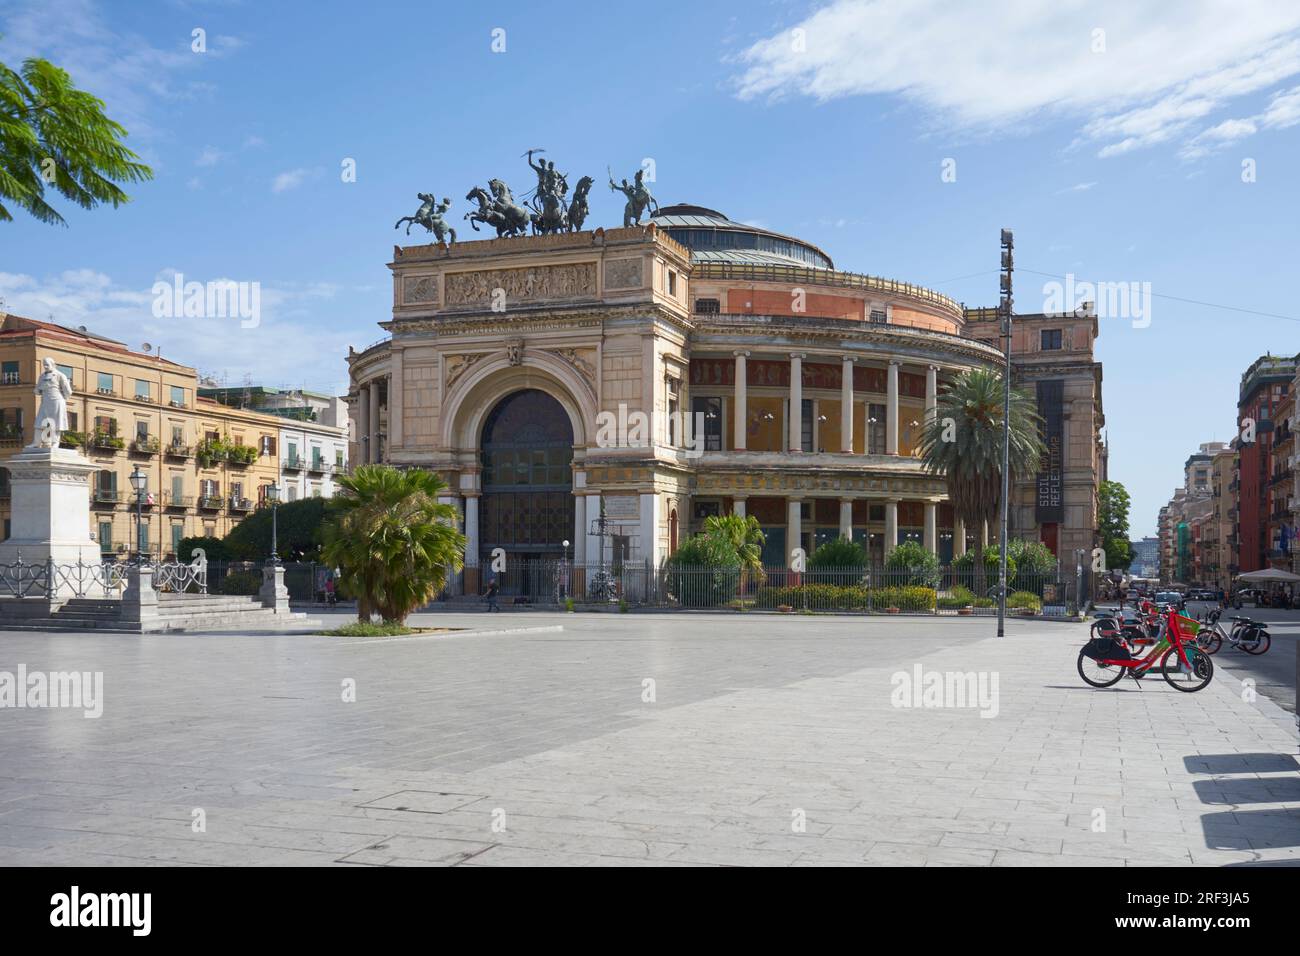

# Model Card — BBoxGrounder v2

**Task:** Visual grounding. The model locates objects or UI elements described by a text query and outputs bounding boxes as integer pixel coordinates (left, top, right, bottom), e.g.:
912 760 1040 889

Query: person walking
482 577 500 612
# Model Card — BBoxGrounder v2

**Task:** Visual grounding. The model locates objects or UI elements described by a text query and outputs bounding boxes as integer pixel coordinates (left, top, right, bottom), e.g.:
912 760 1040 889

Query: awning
1234 567 1300 583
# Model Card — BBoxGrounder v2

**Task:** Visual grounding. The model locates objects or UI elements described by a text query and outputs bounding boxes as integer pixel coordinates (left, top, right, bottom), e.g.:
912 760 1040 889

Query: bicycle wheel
1240 628 1271 655
1161 645 1213 692
1078 648 1125 688
1196 629 1222 655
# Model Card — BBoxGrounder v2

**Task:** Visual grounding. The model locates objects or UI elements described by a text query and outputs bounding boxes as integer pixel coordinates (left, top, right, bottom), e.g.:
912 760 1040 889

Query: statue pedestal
0 446 100 578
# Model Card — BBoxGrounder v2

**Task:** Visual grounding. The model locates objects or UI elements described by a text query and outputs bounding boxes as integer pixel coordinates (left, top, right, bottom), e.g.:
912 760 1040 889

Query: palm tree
320 466 466 624
916 367 1044 596
703 513 767 591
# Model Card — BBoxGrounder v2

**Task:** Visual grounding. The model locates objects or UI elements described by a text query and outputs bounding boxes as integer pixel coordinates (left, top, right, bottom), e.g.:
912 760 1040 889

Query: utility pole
997 228 1014 637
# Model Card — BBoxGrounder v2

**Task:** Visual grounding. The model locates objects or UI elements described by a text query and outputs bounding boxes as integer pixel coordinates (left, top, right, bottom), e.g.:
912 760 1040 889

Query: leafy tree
176 535 233 563
808 537 867 570
884 540 940 588
917 368 1044 594
664 532 742 606
320 466 465 623
0 56 152 224
1097 480 1133 571
223 497 327 561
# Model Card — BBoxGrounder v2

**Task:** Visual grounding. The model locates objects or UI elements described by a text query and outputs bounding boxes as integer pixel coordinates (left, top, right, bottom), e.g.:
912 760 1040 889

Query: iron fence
455 560 1095 616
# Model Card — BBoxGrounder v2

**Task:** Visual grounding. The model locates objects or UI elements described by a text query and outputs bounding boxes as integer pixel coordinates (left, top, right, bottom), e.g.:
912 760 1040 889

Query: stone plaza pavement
0 612 1297 866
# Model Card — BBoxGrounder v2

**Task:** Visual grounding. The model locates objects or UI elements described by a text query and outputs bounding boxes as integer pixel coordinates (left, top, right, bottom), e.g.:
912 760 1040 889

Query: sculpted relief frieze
603 258 642 290
402 275 439 306
444 262 597 307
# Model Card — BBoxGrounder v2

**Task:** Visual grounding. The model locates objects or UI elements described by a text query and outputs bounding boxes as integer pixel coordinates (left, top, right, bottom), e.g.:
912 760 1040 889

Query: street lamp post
128 464 147 565
266 483 281 565
997 228 1014 638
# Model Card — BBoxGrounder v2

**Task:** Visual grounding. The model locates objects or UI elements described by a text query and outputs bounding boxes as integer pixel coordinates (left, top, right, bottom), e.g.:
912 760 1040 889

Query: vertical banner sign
1036 380 1064 523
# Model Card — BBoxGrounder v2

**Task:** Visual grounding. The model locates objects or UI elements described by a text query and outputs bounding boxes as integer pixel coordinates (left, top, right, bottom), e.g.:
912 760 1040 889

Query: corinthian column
886 360 900 455
733 350 749 451
841 356 855 453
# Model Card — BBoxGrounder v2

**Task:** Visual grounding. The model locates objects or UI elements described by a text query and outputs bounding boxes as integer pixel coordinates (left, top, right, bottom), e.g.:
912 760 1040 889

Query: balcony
162 492 193 509
1268 471 1290 486
197 495 223 511
228 496 253 512
92 488 121 505
164 442 193 458
226 446 258 468
307 458 329 474
283 456 303 472
88 431 125 453
130 436 161 455
0 425 23 448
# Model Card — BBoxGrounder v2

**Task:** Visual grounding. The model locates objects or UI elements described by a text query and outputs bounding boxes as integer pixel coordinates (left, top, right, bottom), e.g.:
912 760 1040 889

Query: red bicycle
1079 605 1214 692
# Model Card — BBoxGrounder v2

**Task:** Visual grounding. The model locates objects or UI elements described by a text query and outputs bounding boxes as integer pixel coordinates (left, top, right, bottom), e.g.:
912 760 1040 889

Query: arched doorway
479 389 575 593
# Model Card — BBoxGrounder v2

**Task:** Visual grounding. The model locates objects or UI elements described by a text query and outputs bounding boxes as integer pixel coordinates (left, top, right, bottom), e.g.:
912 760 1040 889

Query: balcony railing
197 495 223 511
162 492 193 508
229 497 253 512
88 432 125 452
0 371 20 385
95 386 116 397
92 489 121 504
130 436 161 455
165 442 193 458
307 459 329 474
283 456 303 471
0 425 22 447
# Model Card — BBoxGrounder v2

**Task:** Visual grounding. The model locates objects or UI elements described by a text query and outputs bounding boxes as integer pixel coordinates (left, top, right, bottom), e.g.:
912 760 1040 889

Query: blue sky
3 0 1300 536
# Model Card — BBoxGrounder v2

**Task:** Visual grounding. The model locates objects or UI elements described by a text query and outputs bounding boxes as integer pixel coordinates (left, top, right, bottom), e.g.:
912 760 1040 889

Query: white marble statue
30 357 73 449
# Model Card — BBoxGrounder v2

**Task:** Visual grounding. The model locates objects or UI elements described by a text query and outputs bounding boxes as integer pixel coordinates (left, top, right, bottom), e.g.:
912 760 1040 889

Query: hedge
754 584 936 612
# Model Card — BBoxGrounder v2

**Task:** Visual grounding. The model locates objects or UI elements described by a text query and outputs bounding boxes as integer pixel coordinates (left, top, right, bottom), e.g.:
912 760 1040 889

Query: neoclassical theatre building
348 204 1104 589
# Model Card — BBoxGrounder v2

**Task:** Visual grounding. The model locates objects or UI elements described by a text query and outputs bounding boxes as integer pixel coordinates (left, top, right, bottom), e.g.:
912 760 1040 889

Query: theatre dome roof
651 204 834 270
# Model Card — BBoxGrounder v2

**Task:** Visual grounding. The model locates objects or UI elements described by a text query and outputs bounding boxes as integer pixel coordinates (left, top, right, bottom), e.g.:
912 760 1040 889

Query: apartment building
0 314 284 557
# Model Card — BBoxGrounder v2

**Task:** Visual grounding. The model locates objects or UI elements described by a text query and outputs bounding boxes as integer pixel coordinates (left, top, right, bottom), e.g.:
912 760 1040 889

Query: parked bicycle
1194 609 1271 656
1079 604 1214 692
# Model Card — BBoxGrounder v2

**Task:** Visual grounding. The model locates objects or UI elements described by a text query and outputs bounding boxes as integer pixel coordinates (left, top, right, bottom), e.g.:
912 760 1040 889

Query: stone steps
1 592 321 633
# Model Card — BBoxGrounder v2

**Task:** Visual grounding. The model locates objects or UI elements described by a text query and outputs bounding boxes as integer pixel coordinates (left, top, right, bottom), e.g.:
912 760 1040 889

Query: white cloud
195 145 224 167
1180 83 1300 157
271 167 322 194
731 0 1300 158
0 269 352 394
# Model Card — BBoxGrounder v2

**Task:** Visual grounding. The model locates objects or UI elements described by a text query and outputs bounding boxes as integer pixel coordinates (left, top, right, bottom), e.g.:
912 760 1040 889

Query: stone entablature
388 225 692 321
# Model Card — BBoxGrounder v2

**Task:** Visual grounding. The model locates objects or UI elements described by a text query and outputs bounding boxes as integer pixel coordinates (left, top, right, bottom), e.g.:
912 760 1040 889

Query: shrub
1007 590 1042 611
884 541 940 588
218 570 261 596
937 584 976 609
808 537 867 571
664 534 741 607
1009 539 1056 594
868 585 936 612
755 583 868 610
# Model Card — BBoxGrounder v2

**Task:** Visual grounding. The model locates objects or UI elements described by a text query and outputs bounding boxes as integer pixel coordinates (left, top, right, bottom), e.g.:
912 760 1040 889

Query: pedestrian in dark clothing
483 578 500 612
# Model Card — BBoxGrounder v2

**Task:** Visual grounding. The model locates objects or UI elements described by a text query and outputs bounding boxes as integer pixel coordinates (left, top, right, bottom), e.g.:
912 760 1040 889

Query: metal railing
0 555 208 599
447 560 1090 616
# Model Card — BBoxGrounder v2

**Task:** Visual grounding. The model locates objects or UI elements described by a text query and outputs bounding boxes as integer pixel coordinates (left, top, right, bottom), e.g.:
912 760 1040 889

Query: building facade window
97 371 114 394
694 297 720 314
691 396 723 451
1041 329 1063 350
170 385 186 408
135 379 150 401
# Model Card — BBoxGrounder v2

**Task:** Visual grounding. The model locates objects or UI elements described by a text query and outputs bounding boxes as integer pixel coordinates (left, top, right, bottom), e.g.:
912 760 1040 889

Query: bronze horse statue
464 179 530 238
566 175 594 232
394 193 456 243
